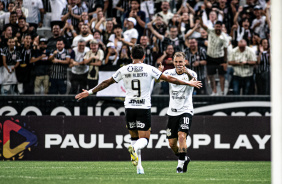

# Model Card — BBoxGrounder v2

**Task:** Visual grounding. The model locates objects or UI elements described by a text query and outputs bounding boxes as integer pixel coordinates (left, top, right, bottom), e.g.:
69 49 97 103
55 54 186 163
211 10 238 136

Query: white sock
133 138 148 151
177 160 185 168
137 149 142 167
131 140 137 146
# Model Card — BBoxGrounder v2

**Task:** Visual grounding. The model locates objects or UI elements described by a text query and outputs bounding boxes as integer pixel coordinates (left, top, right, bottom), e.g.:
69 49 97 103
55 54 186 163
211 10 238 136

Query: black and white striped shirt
62 5 83 28
257 51 270 73
49 48 70 79
1 47 22 66
184 47 207 80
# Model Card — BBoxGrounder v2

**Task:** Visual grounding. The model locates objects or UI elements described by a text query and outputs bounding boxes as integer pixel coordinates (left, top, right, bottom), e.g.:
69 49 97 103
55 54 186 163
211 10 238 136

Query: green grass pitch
0 161 270 184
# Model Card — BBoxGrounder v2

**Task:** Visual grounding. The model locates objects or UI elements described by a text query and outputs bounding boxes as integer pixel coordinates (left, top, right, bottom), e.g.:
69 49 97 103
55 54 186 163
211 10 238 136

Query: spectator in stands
256 38 270 95
77 0 88 13
118 17 138 48
6 11 19 37
93 30 106 51
232 6 252 46
203 10 221 29
1 37 21 94
140 35 155 66
61 0 83 28
156 44 175 94
228 39 257 95
104 42 118 68
18 16 29 41
108 24 123 54
69 39 90 94
151 15 167 36
251 5 267 39
148 21 184 53
179 12 194 37
87 0 104 18
83 39 103 91
80 12 91 27
168 13 181 32
95 17 116 46
140 0 154 23
61 21 77 46
116 44 132 67
49 0 68 28
185 20 201 40
185 38 208 95
30 37 51 94
123 0 145 43
16 34 34 94
0 2 15 25
1 26 13 47
48 39 71 94
72 24 94 47
197 28 208 50
15 0 29 17
90 10 105 33
22 0 44 29
156 1 174 24
47 24 70 51
200 17 229 96
0 2 5 31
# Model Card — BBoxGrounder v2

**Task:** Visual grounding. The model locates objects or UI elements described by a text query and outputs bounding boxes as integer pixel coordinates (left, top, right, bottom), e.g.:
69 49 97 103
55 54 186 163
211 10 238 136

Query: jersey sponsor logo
180 124 189 130
136 121 145 128
127 66 134 72
134 66 143 72
129 99 145 104
171 91 186 100
133 73 148 77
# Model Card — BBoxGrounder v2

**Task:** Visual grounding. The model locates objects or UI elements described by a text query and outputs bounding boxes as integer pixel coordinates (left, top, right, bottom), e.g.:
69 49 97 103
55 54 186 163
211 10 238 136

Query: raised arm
147 21 164 41
75 77 116 100
199 15 208 31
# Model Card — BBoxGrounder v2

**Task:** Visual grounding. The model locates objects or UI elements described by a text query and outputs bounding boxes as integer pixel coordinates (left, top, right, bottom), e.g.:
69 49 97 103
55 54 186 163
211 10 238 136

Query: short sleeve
150 66 162 80
132 29 138 39
112 67 123 83
38 0 44 9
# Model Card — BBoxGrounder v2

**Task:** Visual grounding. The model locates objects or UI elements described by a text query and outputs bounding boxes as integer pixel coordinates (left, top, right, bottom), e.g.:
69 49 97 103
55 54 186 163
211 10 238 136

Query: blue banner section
0 116 270 161
0 95 270 116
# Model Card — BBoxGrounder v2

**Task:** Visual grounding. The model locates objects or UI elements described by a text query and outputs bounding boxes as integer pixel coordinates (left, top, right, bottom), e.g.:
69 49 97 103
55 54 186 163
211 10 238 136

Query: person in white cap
118 17 138 49
123 0 146 43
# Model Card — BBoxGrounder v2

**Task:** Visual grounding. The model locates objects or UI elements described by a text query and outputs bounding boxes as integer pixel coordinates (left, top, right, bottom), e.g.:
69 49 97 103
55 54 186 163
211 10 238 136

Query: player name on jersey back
112 63 162 109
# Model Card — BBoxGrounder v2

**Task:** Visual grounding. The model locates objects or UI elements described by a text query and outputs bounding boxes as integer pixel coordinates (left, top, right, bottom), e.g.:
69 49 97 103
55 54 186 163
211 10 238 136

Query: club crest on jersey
127 66 134 72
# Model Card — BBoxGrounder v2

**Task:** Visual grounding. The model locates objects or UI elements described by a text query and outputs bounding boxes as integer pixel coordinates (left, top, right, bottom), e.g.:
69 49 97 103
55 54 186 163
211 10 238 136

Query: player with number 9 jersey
112 63 162 109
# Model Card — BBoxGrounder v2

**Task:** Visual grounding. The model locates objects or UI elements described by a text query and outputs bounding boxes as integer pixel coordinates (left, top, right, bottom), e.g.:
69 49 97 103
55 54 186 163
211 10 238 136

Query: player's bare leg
177 132 190 173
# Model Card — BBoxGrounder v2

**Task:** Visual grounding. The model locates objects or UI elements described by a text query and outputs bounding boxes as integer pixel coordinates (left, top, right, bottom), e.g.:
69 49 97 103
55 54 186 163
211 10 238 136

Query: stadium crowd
0 0 271 95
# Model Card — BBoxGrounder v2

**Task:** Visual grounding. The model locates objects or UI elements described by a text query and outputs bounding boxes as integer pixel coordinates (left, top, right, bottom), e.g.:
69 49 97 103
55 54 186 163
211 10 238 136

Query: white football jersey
112 63 162 109
164 68 197 116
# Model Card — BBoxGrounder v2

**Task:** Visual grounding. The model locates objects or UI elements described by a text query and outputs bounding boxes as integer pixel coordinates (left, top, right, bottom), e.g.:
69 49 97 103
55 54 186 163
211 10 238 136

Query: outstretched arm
159 74 202 88
75 77 116 100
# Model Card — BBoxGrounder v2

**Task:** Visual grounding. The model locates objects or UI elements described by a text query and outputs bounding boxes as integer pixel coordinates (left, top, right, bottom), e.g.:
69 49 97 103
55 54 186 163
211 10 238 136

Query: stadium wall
0 95 270 116
0 116 270 161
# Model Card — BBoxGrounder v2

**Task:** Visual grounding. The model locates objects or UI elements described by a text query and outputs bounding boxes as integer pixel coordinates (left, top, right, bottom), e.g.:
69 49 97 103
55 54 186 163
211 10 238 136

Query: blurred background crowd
0 0 271 95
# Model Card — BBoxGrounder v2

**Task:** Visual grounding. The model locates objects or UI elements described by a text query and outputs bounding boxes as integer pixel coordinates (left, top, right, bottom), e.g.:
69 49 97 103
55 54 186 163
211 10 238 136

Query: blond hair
173 52 186 60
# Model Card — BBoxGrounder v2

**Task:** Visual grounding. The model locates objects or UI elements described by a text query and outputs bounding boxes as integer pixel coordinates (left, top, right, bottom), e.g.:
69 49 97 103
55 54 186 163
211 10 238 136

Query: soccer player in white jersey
75 45 202 174
161 52 198 173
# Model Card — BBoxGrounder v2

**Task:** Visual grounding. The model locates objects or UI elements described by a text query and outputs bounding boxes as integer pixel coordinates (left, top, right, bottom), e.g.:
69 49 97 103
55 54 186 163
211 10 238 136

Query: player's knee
169 141 177 149
178 132 187 143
